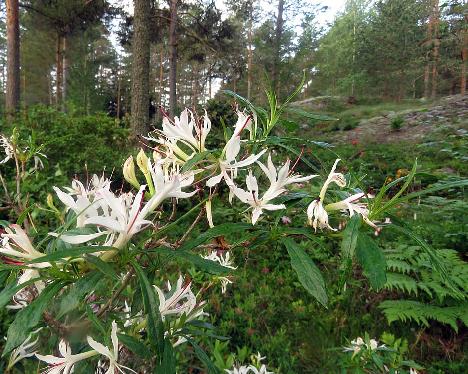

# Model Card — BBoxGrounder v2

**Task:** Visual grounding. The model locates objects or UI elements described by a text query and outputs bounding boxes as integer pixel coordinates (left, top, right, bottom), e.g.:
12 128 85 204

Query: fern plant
379 244 468 331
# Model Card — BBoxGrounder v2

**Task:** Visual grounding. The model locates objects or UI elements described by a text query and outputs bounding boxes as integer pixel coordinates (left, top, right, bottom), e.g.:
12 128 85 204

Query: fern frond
384 273 418 295
379 300 465 332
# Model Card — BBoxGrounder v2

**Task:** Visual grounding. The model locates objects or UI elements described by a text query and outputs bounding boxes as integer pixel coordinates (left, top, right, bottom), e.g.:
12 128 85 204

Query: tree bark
272 0 284 95
131 0 151 138
169 0 178 118
62 36 69 110
461 23 467 96
5 0 20 118
159 49 164 109
56 34 63 107
430 0 439 99
247 0 254 100
423 2 433 99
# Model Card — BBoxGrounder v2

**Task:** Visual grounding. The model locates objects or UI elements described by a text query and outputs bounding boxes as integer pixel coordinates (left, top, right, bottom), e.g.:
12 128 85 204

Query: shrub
391 115 405 131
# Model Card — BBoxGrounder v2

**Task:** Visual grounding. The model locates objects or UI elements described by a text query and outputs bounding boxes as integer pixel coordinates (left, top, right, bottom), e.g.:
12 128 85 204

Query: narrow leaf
355 234 387 290
341 215 362 259
57 271 102 318
282 237 328 307
3 281 64 355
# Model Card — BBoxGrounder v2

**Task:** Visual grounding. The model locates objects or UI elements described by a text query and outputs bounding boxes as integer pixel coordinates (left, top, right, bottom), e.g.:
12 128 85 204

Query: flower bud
136 149 150 175
123 156 140 189
47 193 62 218
136 149 155 195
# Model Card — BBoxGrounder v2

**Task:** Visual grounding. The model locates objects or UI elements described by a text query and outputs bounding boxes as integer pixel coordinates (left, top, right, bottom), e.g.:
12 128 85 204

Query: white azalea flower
148 109 211 163
140 159 196 215
36 340 98 374
219 276 233 294
203 250 237 269
87 321 136 374
325 192 378 229
233 155 316 225
225 353 273 374
84 185 152 249
206 111 265 188
307 159 347 231
154 275 206 321
7 328 41 370
0 134 14 164
0 225 46 263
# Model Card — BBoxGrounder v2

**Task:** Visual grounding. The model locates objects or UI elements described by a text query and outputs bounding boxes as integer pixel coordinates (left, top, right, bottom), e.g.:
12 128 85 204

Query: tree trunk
423 2 433 99
56 34 63 107
272 0 284 95
116 68 121 119
62 36 69 110
247 0 254 100
461 24 467 96
5 0 20 118
169 0 178 118
131 0 151 138
430 0 439 99
159 49 164 109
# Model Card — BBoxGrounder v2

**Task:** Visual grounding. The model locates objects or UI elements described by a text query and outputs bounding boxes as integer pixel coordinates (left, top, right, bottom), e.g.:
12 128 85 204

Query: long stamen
236 115 252 136
288 147 304 176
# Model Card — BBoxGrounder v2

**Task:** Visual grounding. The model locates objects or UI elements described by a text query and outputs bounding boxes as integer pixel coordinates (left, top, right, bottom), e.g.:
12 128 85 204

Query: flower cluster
0 107 383 373
225 353 273 374
35 321 135 374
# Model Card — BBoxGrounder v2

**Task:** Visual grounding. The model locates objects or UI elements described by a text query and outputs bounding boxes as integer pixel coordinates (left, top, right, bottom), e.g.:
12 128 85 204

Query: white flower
225 365 251 374
149 109 211 163
7 328 41 370
307 159 346 231
368 339 379 350
410 368 419 374
83 185 152 249
87 321 136 374
154 276 206 321
36 340 97 374
325 192 378 229
232 155 316 225
225 353 273 374
219 277 233 294
140 159 196 215
123 301 143 328
0 225 46 264
0 134 14 164
203 250 237 269
206 111 265 188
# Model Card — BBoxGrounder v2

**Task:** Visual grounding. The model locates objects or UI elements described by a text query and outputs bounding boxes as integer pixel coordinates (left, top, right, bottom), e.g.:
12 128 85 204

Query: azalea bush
0 90 466 373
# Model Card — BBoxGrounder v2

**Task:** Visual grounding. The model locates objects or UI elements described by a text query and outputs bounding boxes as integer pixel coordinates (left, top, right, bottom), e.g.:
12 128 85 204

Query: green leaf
131 260 163 352
178 223 251 252
282 237 328 307
27 246 113 264
154 247 231 275
3 281 64 355
341 215 362 259
118 333 152 359
181 151 211 172
85 304 106 336
355 234 387 290
84 255 119 280
57 271 102 318
187 338 220 374
154 339 176 374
